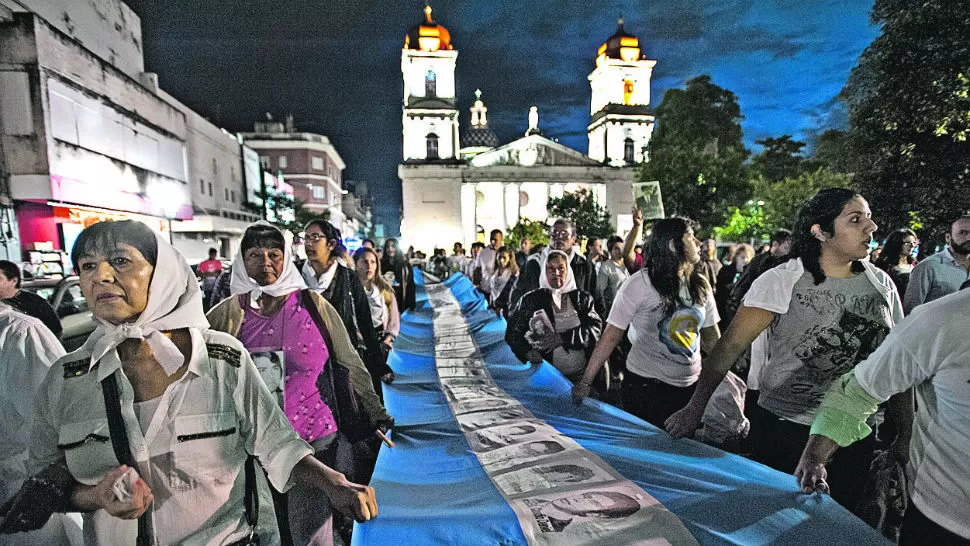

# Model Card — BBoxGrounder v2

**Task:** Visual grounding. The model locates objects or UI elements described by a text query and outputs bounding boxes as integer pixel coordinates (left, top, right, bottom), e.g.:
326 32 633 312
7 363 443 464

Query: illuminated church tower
587 18 656 166
401 5 459 161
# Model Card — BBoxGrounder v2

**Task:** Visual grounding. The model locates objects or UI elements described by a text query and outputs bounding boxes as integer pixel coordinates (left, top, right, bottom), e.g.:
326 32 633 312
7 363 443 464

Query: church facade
399 7 656 249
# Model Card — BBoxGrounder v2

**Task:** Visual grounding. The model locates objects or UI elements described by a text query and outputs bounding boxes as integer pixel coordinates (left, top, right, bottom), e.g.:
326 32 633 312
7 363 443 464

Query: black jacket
505 288 602 367
317 264 392 380
382 255 415 312
509 252 601 317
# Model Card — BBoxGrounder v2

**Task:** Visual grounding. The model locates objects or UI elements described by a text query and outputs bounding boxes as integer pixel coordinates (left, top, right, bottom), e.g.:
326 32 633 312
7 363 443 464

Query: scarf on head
230 223 307 309
539 249 577 307
85 232 210 376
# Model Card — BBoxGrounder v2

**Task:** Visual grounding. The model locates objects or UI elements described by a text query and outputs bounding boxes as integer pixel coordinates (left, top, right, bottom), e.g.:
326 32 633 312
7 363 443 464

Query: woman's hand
323 472 378 522
74 465 153 519
664 402 705 439
381 371 395 384
571 380 591 404
381 334 394 350
526 349 543 365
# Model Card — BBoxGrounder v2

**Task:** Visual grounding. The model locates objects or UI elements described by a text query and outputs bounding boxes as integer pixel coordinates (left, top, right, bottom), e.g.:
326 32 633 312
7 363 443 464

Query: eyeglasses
901 241 918 247
550 230 572 239
305 233 327 243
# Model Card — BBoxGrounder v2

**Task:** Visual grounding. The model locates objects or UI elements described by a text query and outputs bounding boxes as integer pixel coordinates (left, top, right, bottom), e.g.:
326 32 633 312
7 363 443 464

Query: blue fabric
353 270 889 545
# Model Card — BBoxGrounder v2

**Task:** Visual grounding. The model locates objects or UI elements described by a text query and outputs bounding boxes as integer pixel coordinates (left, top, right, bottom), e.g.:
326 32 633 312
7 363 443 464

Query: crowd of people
0 189 967 545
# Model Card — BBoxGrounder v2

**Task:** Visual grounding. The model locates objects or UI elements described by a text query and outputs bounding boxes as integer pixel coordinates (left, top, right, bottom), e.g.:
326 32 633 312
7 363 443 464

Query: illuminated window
312 156 324 170
312 186 327 200
426 133 439 159
259 156 270 169
623 80 634 105
624 138 635 163
426 70 437 98
279 155 288 169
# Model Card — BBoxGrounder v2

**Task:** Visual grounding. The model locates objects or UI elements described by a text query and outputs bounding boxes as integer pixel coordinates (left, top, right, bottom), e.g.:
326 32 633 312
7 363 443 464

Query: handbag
101 373 272 546
301 290 374 444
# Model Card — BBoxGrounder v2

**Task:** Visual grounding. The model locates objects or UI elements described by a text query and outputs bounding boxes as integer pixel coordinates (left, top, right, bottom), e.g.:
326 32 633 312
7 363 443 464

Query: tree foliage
750 135 807 181
752 168 851 234
547 188 614 239
843 0 970 244
641 76 750 232
713 203 769 243
505 218 549 250
266 191 315 238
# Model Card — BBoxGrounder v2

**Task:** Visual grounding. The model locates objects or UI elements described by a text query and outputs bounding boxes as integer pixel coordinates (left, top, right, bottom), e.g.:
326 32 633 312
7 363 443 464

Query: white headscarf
539 249 577 307
230 221 307 309
85 231 209 376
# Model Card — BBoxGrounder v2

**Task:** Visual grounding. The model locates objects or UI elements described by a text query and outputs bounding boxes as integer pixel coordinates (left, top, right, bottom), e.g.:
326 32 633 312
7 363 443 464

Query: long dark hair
874 228 917 271
645 217 708 316
789 188 865 285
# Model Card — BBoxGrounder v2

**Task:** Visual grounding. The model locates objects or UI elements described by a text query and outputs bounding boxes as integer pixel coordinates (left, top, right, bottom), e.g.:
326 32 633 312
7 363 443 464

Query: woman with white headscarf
207 221 392 545
505 250 602 384
10 220 377 546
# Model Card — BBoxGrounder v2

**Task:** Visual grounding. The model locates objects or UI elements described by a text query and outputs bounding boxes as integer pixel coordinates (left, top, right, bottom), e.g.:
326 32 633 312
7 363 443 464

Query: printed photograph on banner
456 407 537 431
437 339 478 352
250 349 285 407
444 384 507 402
467 422 563 453
436 347 479 358
511 482 698 545
434 331 474 340
439 377 493 388
453 397 522 415
491 454 620 497
478 435 581 473
436 357 485 368
438 368 490 380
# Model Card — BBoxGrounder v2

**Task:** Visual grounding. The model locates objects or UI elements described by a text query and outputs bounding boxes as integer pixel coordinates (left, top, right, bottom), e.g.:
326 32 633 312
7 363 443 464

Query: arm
622 209 643 271
665 305 774 438
290 455 377 522
699 324 721 357
571 324 625 403
575 292 603 352
504 294 536 363
384 296 400 341
902 263 931 314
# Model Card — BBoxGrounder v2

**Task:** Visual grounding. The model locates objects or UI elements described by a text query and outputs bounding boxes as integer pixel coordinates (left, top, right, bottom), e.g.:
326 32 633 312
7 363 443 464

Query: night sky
124 1 879 236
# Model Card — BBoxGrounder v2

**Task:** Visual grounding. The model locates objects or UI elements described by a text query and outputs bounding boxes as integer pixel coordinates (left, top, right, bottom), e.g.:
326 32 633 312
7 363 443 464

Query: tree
266 191 315 238
505 218 549 250
547 188 614 240
750 135 807 181
640 75 750 232
752 168 851 233
843 0 970 244
713 202 769 243
809 129 858 175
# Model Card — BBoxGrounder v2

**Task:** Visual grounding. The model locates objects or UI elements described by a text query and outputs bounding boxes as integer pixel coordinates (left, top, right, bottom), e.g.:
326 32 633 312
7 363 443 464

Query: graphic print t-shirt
757 271 892 425
607 270 718 387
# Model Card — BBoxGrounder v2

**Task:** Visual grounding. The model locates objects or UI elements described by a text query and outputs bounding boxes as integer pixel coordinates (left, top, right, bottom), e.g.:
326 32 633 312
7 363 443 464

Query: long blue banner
352 271 889 545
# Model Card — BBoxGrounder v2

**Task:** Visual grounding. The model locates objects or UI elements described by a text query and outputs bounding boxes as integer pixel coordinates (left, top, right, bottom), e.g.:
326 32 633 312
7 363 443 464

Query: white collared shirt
302 260 340 293
28 328 313 545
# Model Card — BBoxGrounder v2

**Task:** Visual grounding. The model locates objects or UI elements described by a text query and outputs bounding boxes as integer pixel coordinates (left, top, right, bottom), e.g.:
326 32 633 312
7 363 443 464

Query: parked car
21 276 96 351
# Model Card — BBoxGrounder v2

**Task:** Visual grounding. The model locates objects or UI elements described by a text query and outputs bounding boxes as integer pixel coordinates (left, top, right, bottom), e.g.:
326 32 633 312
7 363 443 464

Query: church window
624 137 635 163
426 70 437 98
623 79 634 105
426 133 439 159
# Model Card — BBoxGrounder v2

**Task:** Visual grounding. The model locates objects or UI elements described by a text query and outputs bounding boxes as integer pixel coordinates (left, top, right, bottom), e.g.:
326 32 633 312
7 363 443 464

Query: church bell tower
587 18 656 167
401 5 459 162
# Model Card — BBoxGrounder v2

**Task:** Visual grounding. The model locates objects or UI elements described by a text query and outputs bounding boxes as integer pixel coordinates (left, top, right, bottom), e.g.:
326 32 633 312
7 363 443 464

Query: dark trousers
750 407 875 514
621 373 696 429
899 503 970 546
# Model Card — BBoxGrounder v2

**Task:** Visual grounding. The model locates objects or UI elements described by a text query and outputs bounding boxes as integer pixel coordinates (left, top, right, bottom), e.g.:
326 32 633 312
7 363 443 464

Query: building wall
588 59 656 114
588 118 654 165
401 50 457 104
0 0 145 78
402 113 458 160
244 137 345 213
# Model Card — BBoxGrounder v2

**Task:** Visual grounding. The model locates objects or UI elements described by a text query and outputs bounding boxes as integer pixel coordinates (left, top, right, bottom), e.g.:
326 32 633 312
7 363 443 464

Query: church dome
404 5 453 52
462 125 500 149
596 18 646 66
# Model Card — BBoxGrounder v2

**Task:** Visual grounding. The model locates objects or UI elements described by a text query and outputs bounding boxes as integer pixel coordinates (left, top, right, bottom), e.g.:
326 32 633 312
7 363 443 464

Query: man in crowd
450 242 470 273
621 210 646 273
904 215 970 313
585 237 604 274
197 247 223 310
515 237 532 271
465 242 485 281
509 219 600 316
698 239 722 293
0 260 61 338
721 228 792 327
475 229 504 290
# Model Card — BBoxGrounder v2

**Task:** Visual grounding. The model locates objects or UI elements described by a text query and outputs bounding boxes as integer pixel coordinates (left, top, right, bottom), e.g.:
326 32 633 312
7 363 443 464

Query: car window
27 286 57 303
57 284 89 317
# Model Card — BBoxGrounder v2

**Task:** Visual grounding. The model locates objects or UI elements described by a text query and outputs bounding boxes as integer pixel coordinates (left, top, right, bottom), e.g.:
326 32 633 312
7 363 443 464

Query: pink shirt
198 258 223 275
238 292 336 443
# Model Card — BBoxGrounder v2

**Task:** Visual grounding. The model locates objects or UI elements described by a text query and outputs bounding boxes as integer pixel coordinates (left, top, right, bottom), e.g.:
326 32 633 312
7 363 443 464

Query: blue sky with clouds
128 0 880 234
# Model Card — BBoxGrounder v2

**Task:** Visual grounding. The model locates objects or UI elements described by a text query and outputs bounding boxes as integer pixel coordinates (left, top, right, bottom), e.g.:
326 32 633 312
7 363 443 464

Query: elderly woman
207 221 392 545
9 220 375 545
505 250 602 384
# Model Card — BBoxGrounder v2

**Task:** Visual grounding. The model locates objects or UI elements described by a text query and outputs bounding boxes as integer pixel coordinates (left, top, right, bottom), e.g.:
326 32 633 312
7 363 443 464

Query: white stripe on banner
426 284 700 545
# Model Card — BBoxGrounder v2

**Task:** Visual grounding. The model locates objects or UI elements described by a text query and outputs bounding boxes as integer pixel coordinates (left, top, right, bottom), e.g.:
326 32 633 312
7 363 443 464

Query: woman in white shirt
573 217 720 428
10 220 376 545
666 188 907 514
353 246 400 353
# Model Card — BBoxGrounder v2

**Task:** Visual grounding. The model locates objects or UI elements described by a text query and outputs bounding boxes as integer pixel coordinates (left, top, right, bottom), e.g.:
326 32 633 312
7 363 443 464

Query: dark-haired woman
301 220 393 389
14 220 377 545
573 217 721 428
381 238 415 312
666 188 908 514
873 228 918 301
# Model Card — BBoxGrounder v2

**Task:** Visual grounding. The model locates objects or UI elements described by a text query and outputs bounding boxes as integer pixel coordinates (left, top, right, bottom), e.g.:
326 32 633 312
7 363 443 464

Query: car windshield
24 286 56 303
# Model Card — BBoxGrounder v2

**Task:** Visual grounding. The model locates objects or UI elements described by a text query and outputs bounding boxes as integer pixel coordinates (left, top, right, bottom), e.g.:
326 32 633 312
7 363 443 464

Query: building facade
398 10 654 251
